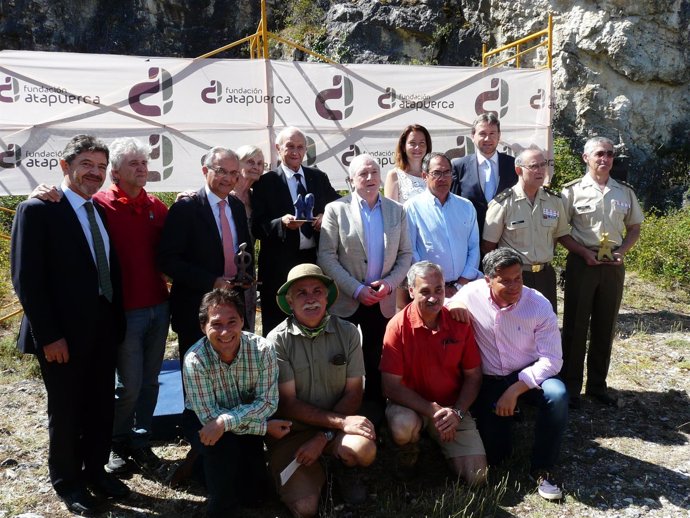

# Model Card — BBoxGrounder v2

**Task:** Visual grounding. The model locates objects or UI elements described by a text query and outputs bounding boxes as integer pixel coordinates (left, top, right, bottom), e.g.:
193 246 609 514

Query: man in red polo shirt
380 261 486 484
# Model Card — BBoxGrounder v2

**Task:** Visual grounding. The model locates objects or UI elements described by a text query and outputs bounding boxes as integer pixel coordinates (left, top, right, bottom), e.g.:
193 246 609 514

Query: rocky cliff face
318 0 690 201
1 0 688 203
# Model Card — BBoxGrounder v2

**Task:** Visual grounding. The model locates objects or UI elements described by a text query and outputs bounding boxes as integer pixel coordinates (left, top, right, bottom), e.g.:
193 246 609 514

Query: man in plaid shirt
183 288 291 517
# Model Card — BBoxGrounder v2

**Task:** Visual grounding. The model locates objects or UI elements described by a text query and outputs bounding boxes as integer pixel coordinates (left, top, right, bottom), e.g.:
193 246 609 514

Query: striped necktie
84 202 113 302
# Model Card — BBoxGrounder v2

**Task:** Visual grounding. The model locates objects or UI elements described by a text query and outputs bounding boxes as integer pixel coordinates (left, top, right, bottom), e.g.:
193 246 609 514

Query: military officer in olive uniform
559 136 644 409
482 148 571 312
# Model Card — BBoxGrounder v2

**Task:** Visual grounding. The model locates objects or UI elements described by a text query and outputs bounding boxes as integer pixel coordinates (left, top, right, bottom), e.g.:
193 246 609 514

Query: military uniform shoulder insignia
615 179 636 191
542 186 562 197
493 188 512 203
562 178 582 188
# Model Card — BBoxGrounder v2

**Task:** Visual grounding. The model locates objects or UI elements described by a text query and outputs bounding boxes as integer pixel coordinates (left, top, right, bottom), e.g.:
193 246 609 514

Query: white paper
279 458 300 486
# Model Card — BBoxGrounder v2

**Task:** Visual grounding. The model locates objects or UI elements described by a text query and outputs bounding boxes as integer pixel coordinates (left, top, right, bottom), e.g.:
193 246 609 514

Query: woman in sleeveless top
383 124 432 310
384 124 432 203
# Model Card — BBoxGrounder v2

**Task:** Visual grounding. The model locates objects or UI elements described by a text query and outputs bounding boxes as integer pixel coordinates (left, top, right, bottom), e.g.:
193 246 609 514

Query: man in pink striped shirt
448 248 568 501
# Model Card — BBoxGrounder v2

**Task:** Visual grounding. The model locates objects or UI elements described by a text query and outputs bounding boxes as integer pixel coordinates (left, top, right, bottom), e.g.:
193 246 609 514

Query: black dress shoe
88 473 131 499
588 392 618 407
59 487 101 516
568 395 581 410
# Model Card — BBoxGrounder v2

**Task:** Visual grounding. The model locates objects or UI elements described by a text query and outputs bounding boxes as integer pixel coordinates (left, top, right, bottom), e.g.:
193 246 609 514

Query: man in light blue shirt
405 152 481 298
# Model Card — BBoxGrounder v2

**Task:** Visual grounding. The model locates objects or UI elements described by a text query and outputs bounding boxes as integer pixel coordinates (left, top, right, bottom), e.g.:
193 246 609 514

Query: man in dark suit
11 135 130 515
251 127 339 336
158 147 253 359
450 113 517 234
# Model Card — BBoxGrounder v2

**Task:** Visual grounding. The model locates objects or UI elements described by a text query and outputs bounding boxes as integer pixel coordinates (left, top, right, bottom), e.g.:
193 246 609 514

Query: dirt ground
1 272 688 517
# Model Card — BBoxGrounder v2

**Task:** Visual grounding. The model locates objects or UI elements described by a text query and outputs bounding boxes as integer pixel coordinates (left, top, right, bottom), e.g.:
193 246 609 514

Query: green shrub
625 207 690 289
550 135 583 191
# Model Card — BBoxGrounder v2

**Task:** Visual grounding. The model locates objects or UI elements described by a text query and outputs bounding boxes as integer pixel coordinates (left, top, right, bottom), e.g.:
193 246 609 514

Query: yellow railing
482 14 552 69
196 0 337 64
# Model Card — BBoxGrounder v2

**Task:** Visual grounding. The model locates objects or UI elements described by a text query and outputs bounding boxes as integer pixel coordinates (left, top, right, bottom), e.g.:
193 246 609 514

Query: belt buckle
531 264 542 273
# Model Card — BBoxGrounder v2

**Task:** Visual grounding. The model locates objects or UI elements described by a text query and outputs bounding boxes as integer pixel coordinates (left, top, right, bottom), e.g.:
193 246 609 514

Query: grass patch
0 326 39 382
664 338 689 349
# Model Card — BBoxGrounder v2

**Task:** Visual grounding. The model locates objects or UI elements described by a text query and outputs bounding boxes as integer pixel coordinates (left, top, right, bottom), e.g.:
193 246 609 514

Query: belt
522 262 549 273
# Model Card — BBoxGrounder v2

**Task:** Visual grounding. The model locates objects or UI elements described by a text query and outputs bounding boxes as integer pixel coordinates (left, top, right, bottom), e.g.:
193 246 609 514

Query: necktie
484 159 497 202
84 202 113 302
219 200 237 278
294 173 314 238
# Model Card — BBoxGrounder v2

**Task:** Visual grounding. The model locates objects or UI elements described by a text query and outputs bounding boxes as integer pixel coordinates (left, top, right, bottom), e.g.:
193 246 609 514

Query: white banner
0 51 553 193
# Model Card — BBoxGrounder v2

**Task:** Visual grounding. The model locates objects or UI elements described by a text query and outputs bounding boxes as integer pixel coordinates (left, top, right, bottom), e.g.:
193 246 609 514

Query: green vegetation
625 207 690 289
550 135 583 191
275 0 329 60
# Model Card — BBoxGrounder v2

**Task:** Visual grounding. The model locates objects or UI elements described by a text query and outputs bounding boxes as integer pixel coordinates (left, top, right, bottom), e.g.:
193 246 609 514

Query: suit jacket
157 187 252 340
318 194 412 318
11 195 125 355
450 152 517 233
251 165 339 287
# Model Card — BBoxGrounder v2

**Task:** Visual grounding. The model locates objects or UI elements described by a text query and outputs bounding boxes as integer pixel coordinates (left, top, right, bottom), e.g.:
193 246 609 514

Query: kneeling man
380 261 487 485
183 289 291 517
449 248 568 500
267 264 377 517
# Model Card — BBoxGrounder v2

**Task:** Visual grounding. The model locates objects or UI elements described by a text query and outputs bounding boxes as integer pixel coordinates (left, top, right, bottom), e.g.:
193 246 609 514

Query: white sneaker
535 474 563 500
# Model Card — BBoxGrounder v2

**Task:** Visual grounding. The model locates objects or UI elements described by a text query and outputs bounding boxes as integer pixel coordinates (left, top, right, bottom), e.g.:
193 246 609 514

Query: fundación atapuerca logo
0 76 20 103
128 68 174 117
200 81 292 105
315 75 354 121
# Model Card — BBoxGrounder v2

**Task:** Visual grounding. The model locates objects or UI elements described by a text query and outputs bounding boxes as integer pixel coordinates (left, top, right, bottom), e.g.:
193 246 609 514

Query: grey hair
406 261 444 288
276 126 306 147
236 144 264 163
421 152 451 173
583 136 614 155
109 137 151 178
482 248 523 278
348 153 381 178
515 147 544 168
471 113 501 134
203 146 239 168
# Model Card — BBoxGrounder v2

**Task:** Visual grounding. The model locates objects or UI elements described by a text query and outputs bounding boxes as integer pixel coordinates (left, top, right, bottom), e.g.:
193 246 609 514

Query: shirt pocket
573 203 597 227
506 219 530 241
540 210 558 228
610 199 630 223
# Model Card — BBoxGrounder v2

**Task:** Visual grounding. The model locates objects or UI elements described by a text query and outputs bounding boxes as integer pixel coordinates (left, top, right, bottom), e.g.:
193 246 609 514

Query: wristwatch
453 282 462 292
322 430 336 442
452 408 465 421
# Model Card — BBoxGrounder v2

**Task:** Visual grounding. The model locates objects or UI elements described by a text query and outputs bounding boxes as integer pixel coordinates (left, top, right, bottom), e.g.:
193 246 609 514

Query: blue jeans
112 301 170 448
473 372 568 471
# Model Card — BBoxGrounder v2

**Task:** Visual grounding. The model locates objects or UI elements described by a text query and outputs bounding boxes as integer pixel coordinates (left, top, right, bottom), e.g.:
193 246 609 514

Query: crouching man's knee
336 433 377 467
385 403 422 446
286 493 320 518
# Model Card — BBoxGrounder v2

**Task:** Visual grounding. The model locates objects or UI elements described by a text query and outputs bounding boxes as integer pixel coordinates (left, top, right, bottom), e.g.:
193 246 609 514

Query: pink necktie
218 200 237 278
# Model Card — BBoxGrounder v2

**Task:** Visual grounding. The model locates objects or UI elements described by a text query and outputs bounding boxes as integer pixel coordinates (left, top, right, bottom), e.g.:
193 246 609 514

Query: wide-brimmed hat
276 263 339 315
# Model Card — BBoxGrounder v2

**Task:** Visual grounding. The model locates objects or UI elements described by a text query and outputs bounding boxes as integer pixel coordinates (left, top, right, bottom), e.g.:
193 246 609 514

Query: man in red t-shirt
380 261 487 484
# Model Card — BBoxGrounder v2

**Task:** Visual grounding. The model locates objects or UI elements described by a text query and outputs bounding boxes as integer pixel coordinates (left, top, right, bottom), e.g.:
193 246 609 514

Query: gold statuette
597 232 615 261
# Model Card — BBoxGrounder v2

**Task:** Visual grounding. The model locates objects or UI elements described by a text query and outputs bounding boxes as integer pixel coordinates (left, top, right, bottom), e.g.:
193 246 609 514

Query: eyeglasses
209 167 239 178
521 161 548 171
427 170 452 179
